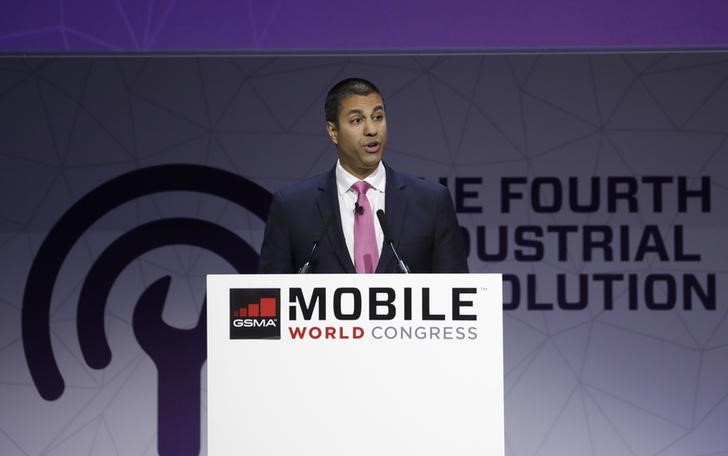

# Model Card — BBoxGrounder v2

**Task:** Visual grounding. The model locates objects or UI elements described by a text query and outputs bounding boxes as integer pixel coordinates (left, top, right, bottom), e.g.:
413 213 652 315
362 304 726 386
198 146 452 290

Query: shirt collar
335 160 386 196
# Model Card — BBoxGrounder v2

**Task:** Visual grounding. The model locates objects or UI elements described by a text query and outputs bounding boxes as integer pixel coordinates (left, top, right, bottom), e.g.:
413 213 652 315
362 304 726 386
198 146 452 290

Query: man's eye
374 114 384 121
351 118 361 124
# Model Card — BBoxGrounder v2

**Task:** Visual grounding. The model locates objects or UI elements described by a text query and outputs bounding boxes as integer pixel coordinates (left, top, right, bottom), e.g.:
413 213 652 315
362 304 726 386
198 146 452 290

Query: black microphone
354 201 364 215
298 212 332 274
376 209 410 273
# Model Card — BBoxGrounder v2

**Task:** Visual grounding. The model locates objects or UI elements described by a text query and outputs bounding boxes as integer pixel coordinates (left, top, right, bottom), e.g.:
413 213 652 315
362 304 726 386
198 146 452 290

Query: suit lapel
376 165 408 273
317 168 356 273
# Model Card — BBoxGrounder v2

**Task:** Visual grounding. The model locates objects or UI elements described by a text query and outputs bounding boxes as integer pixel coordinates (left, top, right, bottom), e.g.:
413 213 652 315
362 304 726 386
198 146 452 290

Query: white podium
207 274 503 456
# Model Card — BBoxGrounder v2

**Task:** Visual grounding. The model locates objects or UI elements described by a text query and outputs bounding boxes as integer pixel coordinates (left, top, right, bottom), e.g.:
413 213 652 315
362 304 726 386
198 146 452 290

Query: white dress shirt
335 160 386 265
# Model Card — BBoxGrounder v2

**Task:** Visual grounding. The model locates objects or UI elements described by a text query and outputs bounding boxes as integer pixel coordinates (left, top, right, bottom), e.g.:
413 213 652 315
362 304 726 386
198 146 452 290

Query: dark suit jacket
258 164 469 273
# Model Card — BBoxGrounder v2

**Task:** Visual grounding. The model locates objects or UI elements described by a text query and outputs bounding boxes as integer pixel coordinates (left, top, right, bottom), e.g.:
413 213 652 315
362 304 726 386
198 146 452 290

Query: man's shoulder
387 166 449 197
272 170 330 202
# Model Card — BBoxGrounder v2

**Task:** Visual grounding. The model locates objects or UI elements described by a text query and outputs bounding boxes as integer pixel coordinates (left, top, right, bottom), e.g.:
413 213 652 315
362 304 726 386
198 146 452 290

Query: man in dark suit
258 78 468 274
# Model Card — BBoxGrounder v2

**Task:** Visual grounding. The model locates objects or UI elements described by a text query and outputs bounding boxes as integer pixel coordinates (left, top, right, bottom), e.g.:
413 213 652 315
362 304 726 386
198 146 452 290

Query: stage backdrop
1 53 727 456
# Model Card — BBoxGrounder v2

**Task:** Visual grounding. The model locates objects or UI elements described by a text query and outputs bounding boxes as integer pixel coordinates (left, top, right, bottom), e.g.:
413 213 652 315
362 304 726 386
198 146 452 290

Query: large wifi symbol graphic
22 164 272 455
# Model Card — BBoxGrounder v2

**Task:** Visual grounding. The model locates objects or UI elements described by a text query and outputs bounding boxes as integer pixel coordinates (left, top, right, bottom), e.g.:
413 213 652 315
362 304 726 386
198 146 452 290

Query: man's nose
363 118 377 136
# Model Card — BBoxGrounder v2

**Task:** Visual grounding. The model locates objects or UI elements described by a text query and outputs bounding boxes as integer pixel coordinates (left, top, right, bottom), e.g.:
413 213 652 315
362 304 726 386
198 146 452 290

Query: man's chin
350 160 381 178
362 152 383 164
363 157 382 171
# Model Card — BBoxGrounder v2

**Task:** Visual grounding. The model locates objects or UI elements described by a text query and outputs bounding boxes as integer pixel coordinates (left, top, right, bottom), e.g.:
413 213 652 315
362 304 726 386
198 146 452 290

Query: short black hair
325 78 381 125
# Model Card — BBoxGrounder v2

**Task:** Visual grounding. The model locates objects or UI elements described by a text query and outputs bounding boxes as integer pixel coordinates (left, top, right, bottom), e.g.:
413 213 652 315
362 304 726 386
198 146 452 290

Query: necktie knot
352 180 370 196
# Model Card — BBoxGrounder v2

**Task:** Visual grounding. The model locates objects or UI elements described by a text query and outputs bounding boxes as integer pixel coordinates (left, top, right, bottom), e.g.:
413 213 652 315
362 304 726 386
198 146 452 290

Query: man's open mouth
363 141 380 152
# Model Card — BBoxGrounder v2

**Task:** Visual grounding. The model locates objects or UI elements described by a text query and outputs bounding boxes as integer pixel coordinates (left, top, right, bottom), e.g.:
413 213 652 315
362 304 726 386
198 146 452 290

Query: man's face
326 93 387 179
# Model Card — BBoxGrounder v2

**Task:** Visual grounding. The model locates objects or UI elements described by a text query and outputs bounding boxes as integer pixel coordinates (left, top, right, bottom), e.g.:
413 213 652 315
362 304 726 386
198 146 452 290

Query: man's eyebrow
346 105 385 116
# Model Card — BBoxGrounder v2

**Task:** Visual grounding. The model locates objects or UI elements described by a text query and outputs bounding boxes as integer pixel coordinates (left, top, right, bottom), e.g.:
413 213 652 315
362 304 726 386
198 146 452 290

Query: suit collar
317 168 356 273
376 163 408 273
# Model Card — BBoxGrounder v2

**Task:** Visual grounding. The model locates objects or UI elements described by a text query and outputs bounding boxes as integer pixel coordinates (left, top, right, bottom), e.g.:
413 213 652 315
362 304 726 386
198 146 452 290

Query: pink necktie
352 181 379 273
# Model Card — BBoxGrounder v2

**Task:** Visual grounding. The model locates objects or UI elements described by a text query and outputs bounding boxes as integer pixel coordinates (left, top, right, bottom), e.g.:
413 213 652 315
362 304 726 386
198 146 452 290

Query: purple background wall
2 0 728 51
1 53 727 456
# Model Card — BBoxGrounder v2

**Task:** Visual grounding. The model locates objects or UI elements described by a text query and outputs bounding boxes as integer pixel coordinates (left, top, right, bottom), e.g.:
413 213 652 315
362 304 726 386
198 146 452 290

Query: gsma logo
230 289 281 339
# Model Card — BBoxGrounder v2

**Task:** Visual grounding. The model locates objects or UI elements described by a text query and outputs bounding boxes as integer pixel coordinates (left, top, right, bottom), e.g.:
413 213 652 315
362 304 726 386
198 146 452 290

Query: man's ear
326 121 338 145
